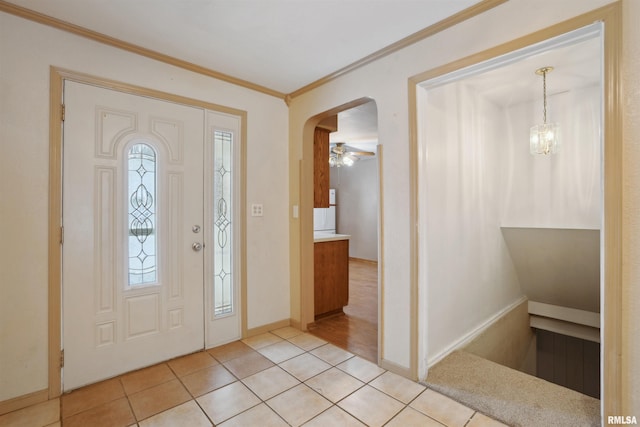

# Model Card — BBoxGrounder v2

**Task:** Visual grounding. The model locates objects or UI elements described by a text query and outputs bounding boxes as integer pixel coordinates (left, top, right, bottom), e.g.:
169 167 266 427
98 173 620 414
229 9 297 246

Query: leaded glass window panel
127 143 157 286
213 130 233 316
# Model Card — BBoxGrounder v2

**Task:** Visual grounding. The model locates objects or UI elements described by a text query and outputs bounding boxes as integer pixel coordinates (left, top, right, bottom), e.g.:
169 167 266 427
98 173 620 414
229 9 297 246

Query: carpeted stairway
423 350 600 427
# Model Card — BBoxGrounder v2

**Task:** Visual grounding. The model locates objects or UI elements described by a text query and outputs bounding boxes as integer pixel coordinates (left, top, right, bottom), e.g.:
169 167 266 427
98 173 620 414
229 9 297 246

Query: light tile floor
0 327 508 427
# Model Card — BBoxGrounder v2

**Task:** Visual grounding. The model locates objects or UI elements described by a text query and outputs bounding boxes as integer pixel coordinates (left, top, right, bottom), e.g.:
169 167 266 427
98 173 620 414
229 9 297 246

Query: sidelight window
212 130 233 316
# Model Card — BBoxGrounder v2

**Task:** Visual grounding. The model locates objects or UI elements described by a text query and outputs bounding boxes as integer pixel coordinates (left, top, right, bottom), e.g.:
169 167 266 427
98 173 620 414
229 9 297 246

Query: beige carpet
424 351 600 427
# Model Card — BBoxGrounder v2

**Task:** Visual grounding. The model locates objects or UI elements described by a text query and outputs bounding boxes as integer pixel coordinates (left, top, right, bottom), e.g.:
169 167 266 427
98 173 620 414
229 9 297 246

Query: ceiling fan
329 142 375 167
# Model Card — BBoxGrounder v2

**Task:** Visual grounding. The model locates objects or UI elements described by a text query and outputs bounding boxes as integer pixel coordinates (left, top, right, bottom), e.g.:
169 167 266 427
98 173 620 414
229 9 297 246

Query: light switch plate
251 204 263 217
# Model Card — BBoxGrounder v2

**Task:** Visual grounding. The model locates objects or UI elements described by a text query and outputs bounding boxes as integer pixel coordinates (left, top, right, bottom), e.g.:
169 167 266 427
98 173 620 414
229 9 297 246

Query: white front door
62 81 210 390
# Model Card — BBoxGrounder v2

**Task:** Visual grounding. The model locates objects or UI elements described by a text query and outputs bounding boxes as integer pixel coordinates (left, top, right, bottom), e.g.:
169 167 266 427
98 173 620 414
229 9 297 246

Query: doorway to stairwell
410 11 623 424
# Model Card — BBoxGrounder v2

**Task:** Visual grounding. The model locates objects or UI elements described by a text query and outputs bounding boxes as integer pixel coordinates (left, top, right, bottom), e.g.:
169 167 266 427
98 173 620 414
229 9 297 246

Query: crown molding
1 0 506 102
0 0 287 100
286 0 508 100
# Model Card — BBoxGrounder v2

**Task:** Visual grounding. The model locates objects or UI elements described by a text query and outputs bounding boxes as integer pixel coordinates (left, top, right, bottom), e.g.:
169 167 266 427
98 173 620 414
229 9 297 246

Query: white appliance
314 189 336 234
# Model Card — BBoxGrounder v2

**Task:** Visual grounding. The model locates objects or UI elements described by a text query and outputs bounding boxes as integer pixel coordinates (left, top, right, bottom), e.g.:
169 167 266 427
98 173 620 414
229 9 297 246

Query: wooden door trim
297 98 384 367
408 1 622 415
48 67 248 397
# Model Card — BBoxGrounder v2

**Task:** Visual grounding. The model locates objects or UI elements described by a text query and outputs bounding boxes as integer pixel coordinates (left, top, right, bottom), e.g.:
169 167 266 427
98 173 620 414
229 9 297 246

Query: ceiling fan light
329 142 372 167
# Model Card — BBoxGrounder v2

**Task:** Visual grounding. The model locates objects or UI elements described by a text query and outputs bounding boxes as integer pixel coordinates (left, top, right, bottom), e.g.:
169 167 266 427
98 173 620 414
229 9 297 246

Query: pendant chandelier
530 66 560 155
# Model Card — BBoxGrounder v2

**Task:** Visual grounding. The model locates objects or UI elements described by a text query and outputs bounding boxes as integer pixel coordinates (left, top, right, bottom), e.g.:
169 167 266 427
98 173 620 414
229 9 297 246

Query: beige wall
288 0 638 415
463 300 535 374
0 13 289 401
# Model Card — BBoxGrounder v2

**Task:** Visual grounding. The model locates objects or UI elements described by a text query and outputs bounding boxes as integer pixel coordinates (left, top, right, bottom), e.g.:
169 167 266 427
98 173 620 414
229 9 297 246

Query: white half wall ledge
528 300 600 328
529 315 600 343
528 300 600 343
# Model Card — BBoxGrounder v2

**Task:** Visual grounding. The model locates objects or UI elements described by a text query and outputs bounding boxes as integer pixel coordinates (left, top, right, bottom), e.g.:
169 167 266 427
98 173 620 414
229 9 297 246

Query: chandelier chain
542 69 547 124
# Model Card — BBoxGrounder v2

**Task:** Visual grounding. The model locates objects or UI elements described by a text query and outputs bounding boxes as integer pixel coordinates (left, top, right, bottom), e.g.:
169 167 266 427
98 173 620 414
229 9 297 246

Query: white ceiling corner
5 0 482 94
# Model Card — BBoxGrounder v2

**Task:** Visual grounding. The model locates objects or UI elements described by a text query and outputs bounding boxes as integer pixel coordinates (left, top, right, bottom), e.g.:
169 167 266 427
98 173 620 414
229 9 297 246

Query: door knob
192 242 203 251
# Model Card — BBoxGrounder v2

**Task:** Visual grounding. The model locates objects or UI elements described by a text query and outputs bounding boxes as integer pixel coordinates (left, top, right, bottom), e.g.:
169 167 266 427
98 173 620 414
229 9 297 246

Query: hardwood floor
309 258 378 362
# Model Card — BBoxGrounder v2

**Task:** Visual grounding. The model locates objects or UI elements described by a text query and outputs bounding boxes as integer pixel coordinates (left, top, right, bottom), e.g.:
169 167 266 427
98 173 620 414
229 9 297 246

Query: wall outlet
251 204 263 217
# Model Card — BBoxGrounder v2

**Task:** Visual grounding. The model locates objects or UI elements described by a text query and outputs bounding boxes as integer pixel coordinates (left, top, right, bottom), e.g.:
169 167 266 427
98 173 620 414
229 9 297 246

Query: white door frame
47 67 248 397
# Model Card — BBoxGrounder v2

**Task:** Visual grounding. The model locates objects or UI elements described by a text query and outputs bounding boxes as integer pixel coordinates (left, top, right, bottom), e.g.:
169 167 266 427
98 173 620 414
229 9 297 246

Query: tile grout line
119 376 139 425
164 357 218 427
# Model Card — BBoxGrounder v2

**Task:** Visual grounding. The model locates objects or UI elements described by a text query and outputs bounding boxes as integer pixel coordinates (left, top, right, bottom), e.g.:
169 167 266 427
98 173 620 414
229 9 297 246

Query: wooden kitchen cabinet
314 239 349 318
313 127 330 208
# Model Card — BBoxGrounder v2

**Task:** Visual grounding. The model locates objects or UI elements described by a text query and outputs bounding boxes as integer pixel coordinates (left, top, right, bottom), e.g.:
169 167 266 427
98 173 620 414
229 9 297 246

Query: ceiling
3 0 599 150
462 34 601 107
423 25 602 107
4 0 482 95
327 29 600 152
330 100 379 153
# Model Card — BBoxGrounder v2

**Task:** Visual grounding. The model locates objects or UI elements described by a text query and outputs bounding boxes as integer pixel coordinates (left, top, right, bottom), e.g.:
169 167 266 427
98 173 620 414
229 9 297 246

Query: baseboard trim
245 319 291 337
348 257 378 265
427 296 528 368
289 318 303 331
0 388 49 416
